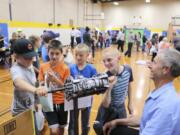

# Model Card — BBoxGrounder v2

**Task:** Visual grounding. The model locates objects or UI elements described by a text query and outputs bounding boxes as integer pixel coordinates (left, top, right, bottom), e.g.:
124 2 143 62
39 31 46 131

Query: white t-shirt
117 31 125 41
70 30 76 37
74 29 81 38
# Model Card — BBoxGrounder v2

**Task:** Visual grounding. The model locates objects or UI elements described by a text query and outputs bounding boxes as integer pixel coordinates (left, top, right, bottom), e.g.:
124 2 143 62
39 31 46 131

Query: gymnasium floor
0 45 179 135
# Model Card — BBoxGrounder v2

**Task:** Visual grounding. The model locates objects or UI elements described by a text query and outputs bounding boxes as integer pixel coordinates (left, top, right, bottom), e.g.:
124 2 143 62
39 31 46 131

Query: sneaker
93 121 103 135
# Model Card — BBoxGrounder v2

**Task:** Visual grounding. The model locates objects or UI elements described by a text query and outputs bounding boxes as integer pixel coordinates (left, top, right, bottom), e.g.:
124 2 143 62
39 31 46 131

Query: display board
125 28 144 46
0 23 9 47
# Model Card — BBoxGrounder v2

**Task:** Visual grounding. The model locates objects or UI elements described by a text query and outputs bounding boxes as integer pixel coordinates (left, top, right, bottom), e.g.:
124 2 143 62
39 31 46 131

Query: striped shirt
107 65 133 106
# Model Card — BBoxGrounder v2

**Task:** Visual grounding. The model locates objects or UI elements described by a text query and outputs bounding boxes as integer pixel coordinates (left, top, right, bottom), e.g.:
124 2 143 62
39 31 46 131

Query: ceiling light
113 2 119 5
145 0 151 3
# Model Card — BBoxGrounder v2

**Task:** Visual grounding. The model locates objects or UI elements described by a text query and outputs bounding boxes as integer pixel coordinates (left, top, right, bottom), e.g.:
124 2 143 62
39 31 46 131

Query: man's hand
103 120 117 135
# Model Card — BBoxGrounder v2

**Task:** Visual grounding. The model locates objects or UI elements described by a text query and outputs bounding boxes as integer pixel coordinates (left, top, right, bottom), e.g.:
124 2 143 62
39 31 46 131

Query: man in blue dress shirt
103 48 180 135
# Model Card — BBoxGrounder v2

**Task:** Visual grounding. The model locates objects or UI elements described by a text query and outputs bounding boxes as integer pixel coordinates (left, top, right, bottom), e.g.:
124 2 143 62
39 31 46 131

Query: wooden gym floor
0 45 179 135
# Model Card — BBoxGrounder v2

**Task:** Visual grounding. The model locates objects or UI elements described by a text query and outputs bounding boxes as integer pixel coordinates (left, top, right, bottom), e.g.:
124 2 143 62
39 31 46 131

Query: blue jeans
142 43 146 52
105 39 110 48
68 107 91 135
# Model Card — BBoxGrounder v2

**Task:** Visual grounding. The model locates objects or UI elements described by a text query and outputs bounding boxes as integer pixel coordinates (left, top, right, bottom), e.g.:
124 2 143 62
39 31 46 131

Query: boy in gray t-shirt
11 38 47 115
11 63 38 115
10 39 47 133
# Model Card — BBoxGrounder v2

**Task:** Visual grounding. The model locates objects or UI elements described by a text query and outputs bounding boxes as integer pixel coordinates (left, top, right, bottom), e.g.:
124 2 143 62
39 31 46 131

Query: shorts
45 103 68 128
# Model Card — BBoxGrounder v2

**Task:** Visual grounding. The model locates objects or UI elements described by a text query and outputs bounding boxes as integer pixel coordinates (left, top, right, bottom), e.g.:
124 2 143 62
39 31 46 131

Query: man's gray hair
159 48 180 77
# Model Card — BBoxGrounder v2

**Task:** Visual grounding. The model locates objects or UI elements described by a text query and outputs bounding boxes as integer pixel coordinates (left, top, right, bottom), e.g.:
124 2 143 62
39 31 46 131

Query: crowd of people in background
1 26 180 67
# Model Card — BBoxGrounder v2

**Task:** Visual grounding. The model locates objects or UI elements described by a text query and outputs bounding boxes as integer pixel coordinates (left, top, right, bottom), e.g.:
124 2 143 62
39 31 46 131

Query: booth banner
0 23 9 47
125 28 144 46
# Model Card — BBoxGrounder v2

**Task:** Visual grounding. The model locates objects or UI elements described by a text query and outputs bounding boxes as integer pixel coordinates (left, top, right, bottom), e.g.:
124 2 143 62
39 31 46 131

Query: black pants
94 104 126 135
100 41 104 48
125 42 133 57
117 40 124 52
110 126 139 135
142 43 146 52
71 36 75 48
136 41 140 52
175 47 180 52
151 52 157 62
92 45 95 58
76 37 81 44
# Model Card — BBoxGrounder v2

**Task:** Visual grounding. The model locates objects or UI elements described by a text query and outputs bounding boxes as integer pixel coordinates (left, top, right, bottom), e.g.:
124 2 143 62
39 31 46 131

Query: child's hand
108 76 117 88
46 69 64 86
35 86 47 96
47 69 57 82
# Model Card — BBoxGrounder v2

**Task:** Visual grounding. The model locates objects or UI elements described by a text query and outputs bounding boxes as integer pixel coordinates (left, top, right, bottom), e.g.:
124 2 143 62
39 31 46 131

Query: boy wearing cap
39 40 70 135
10 39 47 134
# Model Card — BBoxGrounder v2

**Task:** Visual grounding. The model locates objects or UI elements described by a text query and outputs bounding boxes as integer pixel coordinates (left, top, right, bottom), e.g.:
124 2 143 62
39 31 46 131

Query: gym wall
102 0 180 30
0 0 102 27
0 0 102 45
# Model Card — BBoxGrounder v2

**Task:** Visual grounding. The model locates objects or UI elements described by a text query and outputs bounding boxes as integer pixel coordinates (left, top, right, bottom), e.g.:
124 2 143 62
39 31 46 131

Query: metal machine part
48 73 109 100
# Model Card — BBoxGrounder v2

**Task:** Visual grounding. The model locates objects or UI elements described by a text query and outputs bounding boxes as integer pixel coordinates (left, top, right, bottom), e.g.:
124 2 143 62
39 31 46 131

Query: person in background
83 26 91 47
146 39 152 55
136 32 141 52
83 26 93 63
9 32 18 52
75 27 82 44
158 37 170 52
173 33 180 52
0 35 11 65
142 34 147 52
151 33 159 61
91 30 97 59
0 35 5 63
62 46 74 65
98 32 104 49
105 31 111 48
6 32 17 63
125 30 134 57
41 31 60 62
117 29 125 52
29 35 41 78
70 27 75 49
